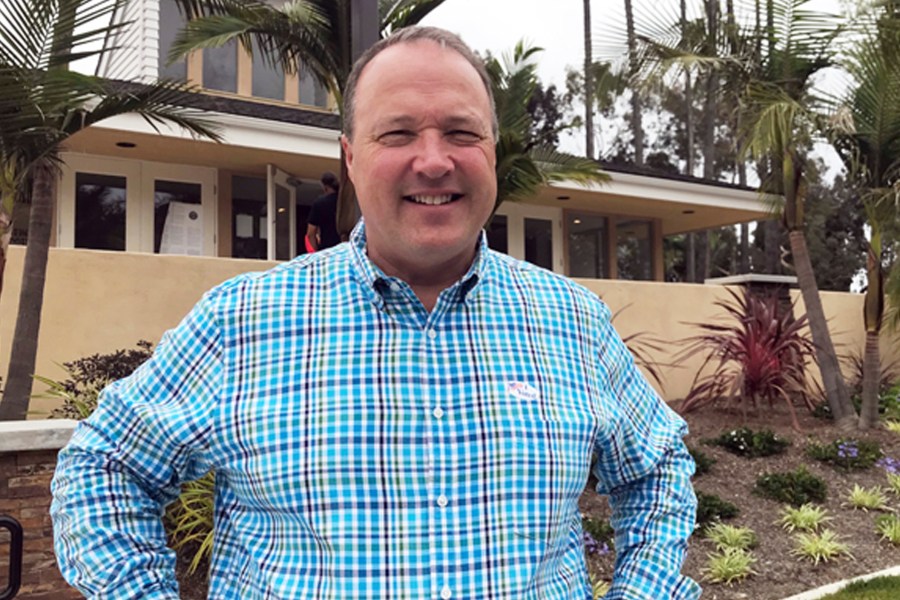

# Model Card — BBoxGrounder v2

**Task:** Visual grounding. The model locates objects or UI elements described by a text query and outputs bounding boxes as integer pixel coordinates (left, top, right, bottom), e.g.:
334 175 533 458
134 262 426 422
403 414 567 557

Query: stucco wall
2 246 896 415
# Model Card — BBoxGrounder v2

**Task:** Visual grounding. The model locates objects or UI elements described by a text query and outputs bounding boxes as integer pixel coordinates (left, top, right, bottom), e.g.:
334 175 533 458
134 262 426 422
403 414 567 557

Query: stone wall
0 420 79 599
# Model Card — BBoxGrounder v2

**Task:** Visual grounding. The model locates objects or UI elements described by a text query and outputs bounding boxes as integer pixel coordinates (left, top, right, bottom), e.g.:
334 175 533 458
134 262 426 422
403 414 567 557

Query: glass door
267 165 297 260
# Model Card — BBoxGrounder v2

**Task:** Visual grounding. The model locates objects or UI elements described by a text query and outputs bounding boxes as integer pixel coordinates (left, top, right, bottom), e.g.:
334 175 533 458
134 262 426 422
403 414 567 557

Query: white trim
88 111 342 159
705 274 798 286
551 171 769 211
781 565 900 600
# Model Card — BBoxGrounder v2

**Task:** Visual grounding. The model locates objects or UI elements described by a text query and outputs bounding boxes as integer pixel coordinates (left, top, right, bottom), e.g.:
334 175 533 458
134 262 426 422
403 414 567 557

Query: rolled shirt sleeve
591 308 701 600
51 295 223 598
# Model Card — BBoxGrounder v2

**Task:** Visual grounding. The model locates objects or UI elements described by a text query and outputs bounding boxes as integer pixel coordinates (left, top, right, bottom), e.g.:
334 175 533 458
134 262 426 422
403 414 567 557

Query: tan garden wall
2 246 897 415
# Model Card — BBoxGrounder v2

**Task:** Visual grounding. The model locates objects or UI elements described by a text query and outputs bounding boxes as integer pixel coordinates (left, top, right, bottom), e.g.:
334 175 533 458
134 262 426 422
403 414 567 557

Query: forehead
355 39 490 111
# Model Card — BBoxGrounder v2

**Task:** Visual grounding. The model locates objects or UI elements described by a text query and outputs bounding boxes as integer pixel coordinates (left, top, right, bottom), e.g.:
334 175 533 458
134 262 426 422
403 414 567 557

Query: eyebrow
374 113 486 132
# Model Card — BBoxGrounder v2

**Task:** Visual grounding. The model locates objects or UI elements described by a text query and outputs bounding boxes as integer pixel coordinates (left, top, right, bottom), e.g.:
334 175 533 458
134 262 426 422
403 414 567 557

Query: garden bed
583 403 900 599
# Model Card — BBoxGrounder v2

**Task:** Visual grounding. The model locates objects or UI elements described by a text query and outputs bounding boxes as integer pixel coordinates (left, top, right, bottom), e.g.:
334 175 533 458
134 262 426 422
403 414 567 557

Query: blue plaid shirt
52 222 700 599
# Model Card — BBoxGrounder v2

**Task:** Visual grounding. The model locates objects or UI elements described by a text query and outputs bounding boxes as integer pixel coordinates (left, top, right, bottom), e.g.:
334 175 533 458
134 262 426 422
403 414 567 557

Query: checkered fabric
52 221 700 599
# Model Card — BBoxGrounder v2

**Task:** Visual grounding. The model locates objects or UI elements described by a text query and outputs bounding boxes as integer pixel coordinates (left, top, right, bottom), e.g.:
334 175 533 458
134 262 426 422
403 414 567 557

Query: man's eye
378 130 415 145
448 130 482 144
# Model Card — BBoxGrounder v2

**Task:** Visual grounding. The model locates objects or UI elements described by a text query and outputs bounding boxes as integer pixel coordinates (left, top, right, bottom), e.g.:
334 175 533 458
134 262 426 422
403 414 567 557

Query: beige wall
1 246 278 416
3 247 897 416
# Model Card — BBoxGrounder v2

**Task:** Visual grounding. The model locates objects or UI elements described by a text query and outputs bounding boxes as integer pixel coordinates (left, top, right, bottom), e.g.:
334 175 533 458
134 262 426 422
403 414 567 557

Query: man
52 26 699 599
306 171 341 251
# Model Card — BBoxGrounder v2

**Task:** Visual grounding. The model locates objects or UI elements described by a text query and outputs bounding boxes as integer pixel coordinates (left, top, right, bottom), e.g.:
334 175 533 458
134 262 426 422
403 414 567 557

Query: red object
304 235 315 253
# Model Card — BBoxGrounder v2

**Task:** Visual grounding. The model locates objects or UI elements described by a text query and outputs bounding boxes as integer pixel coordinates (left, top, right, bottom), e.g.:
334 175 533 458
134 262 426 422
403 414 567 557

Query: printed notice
160 201 203 256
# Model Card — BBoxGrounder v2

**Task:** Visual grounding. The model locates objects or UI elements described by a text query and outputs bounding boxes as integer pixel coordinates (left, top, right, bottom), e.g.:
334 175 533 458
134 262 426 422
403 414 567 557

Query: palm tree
0 0 221 420
633 0 857 427
169 0 447 239
583 0 595 159
485 42 609 212
830 1 900 429
740 0 856 429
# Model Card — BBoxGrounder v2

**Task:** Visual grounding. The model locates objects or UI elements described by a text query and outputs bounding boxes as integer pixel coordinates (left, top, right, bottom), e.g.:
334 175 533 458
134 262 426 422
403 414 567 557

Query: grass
845 485 890 512
778 503 832 532
705 523 757 551
818 575 900 599
791 529 854 565
701 547 757 585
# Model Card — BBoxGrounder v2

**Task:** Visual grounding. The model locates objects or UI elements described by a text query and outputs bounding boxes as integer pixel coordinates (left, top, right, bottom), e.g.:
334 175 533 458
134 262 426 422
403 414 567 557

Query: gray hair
342 26 498 142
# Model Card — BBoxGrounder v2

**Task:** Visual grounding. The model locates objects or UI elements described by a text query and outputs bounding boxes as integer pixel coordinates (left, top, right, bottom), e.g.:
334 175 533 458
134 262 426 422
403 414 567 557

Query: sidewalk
782 565 900 599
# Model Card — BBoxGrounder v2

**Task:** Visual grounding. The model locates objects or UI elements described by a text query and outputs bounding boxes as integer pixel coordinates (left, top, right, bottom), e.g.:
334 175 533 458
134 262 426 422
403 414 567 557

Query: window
486 215 507 253
568 213 608 278
75 173 127 251
204 40 238 93
252 51 284 100
154 180 202 255
299 69 329 108
524 218 553 270
232 176 267 259
158 0 187 80
616 219 653 280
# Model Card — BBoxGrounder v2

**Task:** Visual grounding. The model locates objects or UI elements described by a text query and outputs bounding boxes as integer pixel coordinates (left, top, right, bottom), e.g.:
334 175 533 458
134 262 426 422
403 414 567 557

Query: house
48 0 767 279
14 0 854 414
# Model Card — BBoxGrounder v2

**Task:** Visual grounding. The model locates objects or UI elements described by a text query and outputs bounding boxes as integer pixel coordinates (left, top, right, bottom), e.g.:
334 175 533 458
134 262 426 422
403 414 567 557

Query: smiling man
52 27 700 599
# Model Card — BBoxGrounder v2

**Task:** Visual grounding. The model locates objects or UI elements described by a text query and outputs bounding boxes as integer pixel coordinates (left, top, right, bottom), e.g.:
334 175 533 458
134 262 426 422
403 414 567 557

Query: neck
369 248 476 312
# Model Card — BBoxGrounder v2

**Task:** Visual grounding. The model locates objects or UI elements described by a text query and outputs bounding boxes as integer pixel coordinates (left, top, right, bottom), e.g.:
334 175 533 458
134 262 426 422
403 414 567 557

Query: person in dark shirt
306 172 341 250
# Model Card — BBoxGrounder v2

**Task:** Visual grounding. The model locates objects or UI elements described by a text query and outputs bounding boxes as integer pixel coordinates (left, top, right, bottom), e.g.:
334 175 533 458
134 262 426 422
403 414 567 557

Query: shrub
164 471 216 574
702 547 757 585
689 446 716 476
778 504 831 533
791 529 853 565
875 515 900 546
696 492 740 530
704 523 757 551
583 516 615 547
755 467 827 507
845 485 889 512
42 341 154 419
708 427 790 458
806 438 883 471
677 289 817 430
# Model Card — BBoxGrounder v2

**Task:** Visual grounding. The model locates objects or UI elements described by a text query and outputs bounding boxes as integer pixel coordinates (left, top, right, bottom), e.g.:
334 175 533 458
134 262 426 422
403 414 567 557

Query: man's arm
51 298 223 598
306 223 320 251
591 309 701 600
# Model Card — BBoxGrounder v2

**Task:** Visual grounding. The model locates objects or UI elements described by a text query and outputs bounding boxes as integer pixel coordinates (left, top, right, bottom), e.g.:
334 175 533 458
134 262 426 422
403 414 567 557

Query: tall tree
485 42 609 212
830 0 900 428
624 0 644 166
741 0 856 428
584 0 595 159
0 0 221 420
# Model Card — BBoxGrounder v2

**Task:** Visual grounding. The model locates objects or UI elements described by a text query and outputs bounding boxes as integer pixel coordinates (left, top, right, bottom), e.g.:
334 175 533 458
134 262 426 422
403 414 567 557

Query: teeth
410 194 454 205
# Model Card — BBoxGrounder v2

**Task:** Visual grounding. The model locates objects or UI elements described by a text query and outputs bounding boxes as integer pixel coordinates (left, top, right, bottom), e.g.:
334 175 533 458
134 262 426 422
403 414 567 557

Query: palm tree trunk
584 0 595 159
860 243 884 430
624 0 643 166
860 331 881 430
788 229 857 430
0 161 55 420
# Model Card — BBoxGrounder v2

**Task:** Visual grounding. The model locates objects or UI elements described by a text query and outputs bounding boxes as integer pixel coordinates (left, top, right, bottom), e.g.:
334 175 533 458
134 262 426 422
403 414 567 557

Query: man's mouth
404 194 463 206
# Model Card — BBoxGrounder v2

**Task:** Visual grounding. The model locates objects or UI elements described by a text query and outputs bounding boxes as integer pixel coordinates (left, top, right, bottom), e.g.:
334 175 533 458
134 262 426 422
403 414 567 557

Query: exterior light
682 209 695 214
116 141 136 148
573 219 582 225
556 195 570 201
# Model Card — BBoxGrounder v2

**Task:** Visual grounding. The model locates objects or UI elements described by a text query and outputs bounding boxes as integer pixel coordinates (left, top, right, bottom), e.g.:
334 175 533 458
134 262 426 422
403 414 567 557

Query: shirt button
432 407 444 419
427 329 437 339
437 494 449 508
440 586 452 599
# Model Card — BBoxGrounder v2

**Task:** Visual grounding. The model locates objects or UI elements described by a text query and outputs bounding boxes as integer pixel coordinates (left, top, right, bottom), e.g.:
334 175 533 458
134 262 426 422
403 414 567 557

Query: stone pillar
0 420 79 599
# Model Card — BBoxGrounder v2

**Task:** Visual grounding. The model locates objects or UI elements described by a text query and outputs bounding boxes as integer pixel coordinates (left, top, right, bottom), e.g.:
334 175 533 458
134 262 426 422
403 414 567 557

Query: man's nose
412 132 454 178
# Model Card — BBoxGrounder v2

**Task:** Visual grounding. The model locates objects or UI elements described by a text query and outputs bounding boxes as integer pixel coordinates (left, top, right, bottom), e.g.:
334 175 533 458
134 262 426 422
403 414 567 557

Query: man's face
342 39 497 280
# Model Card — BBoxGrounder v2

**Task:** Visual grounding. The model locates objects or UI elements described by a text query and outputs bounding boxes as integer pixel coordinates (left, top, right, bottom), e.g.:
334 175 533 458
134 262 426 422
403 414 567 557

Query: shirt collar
349 219 488 306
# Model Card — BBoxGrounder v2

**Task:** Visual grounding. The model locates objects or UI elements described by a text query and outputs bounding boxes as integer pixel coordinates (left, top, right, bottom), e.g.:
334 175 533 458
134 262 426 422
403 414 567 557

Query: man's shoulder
484 250 610 318
202 246 351 307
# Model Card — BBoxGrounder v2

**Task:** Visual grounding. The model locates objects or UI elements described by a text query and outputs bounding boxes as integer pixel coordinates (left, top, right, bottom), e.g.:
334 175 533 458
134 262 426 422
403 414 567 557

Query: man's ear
340 135 354 177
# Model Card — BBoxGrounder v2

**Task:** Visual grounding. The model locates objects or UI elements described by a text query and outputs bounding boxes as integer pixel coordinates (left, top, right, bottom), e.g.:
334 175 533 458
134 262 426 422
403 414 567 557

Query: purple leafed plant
677 288 818 430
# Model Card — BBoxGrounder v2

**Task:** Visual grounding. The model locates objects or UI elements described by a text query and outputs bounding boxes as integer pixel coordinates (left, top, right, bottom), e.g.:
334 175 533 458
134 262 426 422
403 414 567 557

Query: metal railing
0 515 22 600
